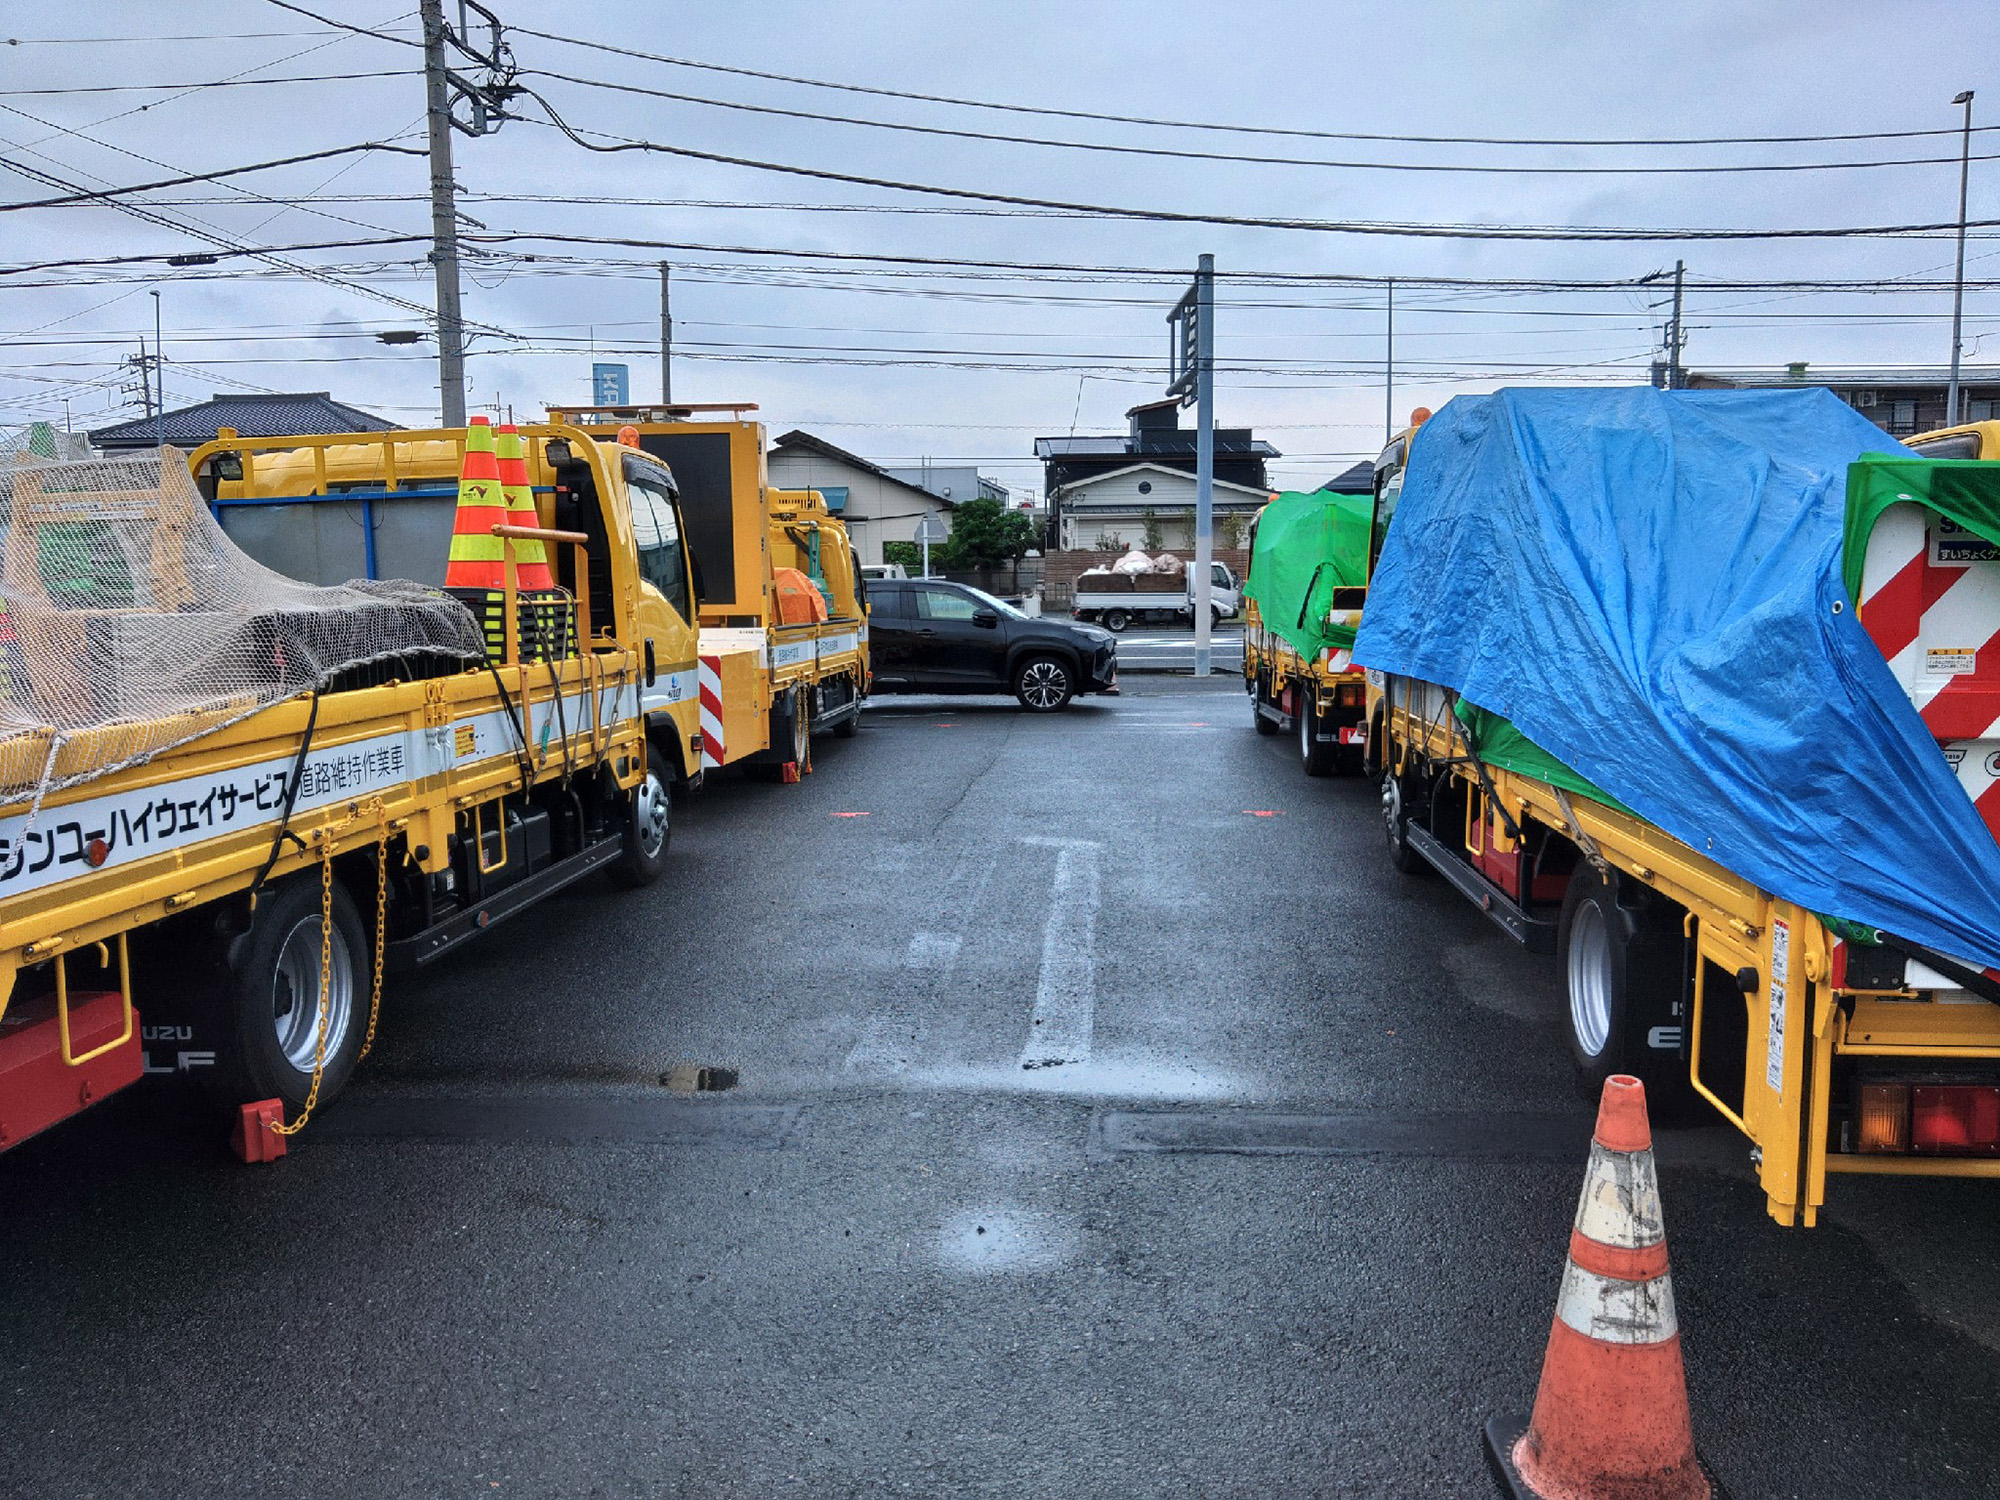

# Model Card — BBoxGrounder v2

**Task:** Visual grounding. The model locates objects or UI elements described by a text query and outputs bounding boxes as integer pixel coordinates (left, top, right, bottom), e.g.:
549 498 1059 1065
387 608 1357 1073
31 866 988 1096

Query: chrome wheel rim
1020 661 1068 708
1381 774 1403 847
1567 899 1614 1059
633 770 670 858
273 914 354 1072
1299 694 1313 761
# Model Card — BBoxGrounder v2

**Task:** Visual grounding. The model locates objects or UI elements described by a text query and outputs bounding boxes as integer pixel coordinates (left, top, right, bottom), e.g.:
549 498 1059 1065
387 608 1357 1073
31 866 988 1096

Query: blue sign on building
591 363 630 405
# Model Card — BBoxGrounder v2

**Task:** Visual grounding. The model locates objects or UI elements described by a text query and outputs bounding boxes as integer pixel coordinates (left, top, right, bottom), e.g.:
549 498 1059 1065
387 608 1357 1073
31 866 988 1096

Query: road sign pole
1193 254 1215 678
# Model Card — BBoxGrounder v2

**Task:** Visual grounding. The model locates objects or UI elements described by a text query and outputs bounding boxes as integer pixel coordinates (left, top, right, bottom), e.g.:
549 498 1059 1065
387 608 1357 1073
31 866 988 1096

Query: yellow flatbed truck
1242 485 1384 777
546 403 868 776
0 431 673 1149
1366 415 2000 1227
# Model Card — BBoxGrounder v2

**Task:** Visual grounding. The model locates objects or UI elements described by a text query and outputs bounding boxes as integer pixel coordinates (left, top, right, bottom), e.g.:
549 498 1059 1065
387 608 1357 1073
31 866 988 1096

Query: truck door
621 455 699 729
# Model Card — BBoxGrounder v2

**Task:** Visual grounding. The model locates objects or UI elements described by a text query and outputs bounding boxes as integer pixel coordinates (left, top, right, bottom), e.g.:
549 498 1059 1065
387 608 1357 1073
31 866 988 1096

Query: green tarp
1842 455 2000 602
1242 490 1373 658
1453 699 1633 816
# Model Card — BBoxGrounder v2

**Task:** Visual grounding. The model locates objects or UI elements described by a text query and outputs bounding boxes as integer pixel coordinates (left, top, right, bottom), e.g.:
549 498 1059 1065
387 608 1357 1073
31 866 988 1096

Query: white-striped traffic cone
1484 1074 1717 1499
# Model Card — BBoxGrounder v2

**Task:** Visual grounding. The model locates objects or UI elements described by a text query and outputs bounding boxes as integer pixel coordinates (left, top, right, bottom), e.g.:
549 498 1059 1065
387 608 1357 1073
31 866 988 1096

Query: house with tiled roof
89 392 395 452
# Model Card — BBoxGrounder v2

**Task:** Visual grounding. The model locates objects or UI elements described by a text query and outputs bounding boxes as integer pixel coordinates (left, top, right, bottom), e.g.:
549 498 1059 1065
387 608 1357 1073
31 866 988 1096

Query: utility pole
1667 259 1685 389
660 261 673 403
421 0 467 427
1949 90 1976 429
1192 253 1216 679
1385 278 1395 444
151 288 164 447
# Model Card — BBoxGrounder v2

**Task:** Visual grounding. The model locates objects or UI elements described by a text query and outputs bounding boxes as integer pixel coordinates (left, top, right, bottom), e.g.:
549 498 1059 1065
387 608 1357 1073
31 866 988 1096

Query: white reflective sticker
1554 1260 1678 1345
1573 1141 1665 1248
1766 918 1791 1095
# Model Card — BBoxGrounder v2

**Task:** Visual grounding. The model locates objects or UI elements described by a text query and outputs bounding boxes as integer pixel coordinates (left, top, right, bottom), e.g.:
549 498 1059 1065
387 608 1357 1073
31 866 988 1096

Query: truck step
387 838 626 971
1405 824 1558 953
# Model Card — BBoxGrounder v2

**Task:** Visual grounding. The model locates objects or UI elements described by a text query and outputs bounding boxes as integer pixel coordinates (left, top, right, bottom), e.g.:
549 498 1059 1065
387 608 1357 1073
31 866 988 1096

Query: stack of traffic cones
444 418 572 662
1484 1074 1717 1499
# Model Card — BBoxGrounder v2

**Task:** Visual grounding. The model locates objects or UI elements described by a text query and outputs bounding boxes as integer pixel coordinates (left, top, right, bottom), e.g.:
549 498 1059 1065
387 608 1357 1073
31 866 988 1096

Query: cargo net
0 449 487 807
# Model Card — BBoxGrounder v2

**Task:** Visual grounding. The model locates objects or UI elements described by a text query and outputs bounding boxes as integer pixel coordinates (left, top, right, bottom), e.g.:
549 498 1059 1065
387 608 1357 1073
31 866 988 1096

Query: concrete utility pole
660 261 673 403
1949 90 1976 429
151 289 164 447
1192 253 1216 679
421 0 468 427
1667 259 1685 389
1385 278 1395 445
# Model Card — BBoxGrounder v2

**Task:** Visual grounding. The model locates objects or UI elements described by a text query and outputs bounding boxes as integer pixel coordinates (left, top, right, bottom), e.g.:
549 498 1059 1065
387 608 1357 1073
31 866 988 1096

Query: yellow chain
269 845 335 1137
357 836 388 1062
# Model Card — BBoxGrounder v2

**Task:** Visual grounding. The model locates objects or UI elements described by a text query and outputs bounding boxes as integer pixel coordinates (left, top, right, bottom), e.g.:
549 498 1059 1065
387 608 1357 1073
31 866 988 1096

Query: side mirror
972 611 999 629
644 637 657 686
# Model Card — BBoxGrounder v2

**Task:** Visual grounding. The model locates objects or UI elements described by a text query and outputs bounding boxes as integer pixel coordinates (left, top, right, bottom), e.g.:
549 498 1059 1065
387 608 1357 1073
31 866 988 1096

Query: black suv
867 580 1117 711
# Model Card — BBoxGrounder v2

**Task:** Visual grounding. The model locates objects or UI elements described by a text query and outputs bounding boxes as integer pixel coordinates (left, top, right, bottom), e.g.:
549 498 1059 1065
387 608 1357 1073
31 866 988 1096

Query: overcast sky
3 0 1995 493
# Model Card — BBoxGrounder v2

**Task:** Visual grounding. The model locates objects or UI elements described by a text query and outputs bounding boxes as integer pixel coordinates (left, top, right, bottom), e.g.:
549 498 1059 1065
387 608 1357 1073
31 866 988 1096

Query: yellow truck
546 403 869 773
1242 484 1385 777
1363 395 2000 1227
0 428 669 1149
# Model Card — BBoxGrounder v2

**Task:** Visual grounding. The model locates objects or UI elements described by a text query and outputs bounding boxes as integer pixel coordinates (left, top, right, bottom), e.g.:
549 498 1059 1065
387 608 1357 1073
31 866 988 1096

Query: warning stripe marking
698 654 724 769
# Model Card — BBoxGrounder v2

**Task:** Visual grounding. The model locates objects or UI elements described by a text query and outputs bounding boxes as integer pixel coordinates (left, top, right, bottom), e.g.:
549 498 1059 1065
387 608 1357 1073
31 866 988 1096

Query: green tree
1217 512 1246 550
1140 507 1164 550
881 540 922 573
941 498 1036 569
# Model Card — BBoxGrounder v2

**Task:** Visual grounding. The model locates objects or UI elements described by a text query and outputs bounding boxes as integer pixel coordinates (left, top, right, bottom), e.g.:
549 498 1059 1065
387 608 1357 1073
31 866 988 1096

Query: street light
1948 89 1975 430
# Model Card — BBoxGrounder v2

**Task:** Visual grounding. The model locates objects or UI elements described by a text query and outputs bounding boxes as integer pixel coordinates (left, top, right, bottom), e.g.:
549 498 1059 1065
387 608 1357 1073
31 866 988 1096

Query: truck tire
1014 654 1074 712
1557 865 1690 1108
1382 767 1430 875
1252 675 1279 735
611 745 672 888
203 871 369 1117
1102 608 1131 633
833 692 861 739
1298 686 1337 777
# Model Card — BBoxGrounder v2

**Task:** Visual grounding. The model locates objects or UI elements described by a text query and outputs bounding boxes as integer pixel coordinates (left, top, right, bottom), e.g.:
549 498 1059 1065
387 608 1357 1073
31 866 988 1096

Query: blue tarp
1354 386 2000 969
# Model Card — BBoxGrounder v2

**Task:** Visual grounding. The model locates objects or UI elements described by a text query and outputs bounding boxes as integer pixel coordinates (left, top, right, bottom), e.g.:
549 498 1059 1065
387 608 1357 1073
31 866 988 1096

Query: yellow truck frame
1 428 666 1148
546 403 869 775
1366 420 2000 1227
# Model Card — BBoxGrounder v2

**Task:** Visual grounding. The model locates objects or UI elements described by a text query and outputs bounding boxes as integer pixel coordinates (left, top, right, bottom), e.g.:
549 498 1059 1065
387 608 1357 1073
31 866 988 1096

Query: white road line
1019 837 1102 1071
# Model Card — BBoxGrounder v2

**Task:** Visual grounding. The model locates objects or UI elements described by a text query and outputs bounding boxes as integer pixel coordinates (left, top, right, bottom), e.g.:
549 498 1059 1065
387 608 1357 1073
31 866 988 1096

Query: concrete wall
767 448 951 568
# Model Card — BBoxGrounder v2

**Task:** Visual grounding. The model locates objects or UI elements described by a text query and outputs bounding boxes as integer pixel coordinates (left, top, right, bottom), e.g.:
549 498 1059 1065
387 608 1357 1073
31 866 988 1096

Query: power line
0 142 425 210
508 94 2000 244
508 27 2000 151
0 70 409 97
259 2 423 48
523 64 2000 178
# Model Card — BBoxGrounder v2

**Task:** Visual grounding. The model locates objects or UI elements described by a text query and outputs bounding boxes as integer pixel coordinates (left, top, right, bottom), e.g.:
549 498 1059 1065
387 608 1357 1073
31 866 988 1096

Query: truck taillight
1911 1086 2000 1156
1858 1084 1909 1153
1337 683 1365 707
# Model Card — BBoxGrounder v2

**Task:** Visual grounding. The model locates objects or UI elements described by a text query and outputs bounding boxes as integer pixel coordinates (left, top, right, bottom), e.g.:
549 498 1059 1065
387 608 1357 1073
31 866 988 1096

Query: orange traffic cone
1484 1075 1717 1500
494 424 555 590
443 416 509 590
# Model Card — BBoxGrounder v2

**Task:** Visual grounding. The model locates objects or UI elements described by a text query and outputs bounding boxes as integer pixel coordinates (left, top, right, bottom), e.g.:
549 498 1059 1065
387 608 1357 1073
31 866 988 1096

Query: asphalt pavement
3 677 1998 1498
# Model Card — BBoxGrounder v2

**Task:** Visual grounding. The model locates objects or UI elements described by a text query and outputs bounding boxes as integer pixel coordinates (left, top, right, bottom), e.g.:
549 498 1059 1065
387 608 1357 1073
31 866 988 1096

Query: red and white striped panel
1319 646 1354 673
698 654 725 770
1857 501 2000 838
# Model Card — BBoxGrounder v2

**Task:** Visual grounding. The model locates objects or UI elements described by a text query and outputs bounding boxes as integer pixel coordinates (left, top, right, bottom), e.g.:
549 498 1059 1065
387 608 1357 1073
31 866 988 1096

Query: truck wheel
611 745 672 888
1382 768 1429 875
1014 654 1074 712
204 871 369 1117
1298 687 1336 777
1252 675 1279 735
1102 608 1130 633
1558 865 1690 1107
